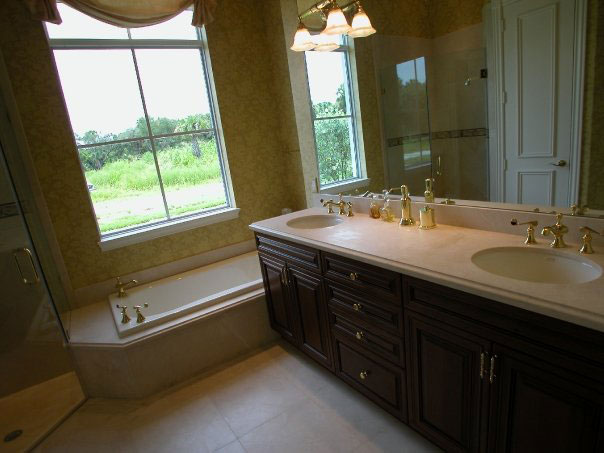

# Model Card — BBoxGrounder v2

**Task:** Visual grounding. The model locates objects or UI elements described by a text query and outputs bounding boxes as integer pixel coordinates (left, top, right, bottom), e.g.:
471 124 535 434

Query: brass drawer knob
355 331 364 340
352 303 363 312
349 272 359 281
359 370 369 380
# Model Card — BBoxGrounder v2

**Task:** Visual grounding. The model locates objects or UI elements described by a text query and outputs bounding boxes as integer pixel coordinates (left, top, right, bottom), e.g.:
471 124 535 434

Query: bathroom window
47 4 235 245
305 39 363 188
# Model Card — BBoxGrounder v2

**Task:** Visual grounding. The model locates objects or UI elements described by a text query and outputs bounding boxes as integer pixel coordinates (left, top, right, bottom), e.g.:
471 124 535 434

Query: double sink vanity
250 206 604 453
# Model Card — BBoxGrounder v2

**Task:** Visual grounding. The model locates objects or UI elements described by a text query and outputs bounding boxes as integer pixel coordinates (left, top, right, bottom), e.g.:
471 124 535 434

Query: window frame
47 19 236 249
304 37 364 190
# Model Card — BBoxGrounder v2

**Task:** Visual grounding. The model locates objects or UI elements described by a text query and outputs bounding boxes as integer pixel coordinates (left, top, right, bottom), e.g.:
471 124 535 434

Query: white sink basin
471 247 602 284
286 215 344 230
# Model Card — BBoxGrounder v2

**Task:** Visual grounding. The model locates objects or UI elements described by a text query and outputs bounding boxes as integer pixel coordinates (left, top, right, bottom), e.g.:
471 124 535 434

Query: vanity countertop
250 208 604 333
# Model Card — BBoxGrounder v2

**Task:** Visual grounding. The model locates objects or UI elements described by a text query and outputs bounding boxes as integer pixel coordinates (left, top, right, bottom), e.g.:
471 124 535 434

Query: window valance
24 0 216 28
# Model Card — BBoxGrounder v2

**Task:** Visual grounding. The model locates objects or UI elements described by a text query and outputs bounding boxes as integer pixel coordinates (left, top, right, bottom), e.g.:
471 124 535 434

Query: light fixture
323 1 352 35
348 2 376 38
290 21 316 51
313 31 340 52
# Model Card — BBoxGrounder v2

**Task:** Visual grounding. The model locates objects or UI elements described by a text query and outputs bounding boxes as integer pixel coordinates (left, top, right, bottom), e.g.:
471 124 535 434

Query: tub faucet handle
115 304 131 324
133 303 149 324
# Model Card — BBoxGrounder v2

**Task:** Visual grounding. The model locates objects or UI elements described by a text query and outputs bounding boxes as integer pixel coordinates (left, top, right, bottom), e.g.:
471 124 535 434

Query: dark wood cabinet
256 233 604 453
258 253 297 343
407 311 490 453
488 344 604 453
287 265 332 370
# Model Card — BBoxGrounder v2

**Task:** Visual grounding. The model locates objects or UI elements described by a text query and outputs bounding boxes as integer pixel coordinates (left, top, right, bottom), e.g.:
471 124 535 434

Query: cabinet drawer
335 339 407 421
323 253 401 301
256 234 321 273
331 310 404 367
326 282 403 335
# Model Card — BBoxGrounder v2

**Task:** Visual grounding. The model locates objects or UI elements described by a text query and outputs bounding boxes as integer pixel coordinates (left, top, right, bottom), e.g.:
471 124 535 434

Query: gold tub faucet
115 276 138 298
541 213 568 248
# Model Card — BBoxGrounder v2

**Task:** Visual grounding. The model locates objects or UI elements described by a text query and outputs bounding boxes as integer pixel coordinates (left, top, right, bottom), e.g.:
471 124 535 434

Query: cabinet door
258 253 297 343
288 266 333 370
407 311 490 453
488 345 604 453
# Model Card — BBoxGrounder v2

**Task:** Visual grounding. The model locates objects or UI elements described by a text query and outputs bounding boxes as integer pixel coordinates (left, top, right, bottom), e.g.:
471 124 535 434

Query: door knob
550 160 567 167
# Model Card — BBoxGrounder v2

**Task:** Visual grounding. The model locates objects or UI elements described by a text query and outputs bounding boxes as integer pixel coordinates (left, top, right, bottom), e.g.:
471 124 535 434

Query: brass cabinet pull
352 303 363 312
480 352 488 379
359 370 369 380
355 331 364 340
489 354 497 384
349 272 359 281
13 248 40 285
281 271 288 287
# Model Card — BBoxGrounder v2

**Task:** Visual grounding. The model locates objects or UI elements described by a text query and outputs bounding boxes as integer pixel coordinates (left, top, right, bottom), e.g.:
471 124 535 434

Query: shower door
0 140 83 450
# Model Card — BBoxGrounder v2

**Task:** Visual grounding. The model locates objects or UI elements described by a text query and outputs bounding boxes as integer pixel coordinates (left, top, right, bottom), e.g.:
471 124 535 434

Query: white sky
48 3 348 136
305 51 348 104
48 5 208 137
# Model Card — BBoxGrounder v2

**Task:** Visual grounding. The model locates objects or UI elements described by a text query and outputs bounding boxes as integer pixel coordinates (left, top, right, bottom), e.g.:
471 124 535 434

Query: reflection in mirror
307 0 603 218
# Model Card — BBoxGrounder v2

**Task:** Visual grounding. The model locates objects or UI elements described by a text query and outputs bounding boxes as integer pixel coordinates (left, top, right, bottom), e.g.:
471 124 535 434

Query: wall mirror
298 0 603 218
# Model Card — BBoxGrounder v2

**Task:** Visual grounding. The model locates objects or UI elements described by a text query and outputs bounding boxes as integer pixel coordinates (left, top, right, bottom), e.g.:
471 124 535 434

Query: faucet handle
579 227 601 255
346 201 354 217
511 219 538 245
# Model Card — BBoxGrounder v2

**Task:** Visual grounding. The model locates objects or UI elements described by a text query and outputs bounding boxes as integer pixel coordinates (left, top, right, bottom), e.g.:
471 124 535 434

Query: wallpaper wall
581 0 604 210
0 0 302 290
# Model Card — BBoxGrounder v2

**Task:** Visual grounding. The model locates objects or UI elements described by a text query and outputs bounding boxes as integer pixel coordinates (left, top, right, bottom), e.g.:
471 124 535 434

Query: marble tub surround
69 294 279 398
251 207 604 333
72 239 256 309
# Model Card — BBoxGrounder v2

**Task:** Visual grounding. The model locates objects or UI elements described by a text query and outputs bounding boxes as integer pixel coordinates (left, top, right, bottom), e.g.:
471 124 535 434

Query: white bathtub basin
471 247 602 284
286 215 344 229
108 251 263 337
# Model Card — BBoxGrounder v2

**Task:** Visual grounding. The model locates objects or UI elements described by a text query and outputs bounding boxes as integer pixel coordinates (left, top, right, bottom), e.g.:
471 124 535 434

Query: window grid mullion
129 46 171 220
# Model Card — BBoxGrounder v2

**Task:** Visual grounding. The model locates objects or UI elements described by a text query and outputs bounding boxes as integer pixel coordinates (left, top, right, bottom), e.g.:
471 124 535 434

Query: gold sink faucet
579 226 602 254
115 276 138 298
541 213 568 248
320 194 353 216
511 218 538 244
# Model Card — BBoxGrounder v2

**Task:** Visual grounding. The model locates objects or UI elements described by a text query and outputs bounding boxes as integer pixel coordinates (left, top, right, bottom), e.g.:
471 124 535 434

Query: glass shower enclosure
0 102 84 451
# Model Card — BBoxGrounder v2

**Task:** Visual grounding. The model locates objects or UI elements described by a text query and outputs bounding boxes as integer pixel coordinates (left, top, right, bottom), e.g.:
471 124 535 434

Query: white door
502 0 578 206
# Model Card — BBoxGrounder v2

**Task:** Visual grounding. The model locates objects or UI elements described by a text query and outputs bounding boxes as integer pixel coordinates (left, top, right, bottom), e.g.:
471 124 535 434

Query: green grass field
85 144 226 233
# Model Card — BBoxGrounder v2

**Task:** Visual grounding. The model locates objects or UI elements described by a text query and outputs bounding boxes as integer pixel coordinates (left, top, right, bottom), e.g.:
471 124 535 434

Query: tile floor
36 342 440 452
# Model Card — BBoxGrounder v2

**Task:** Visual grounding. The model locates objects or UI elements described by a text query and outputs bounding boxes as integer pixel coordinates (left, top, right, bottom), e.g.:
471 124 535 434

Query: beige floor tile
239 398 365 453
36 341 441 453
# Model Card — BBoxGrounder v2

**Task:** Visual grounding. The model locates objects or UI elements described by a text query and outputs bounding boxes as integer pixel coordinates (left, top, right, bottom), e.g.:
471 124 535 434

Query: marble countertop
250 208 604 333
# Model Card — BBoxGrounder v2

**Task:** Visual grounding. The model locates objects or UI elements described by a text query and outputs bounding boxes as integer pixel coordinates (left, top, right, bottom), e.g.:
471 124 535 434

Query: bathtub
108 251 263 337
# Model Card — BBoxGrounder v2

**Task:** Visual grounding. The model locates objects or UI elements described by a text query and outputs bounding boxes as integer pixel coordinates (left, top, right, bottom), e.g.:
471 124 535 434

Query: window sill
319 178 371 194
98 207 240 252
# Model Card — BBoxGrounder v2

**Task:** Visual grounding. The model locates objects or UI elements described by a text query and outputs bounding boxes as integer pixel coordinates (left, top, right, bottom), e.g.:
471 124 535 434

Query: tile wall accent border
73 239 256 308
0 202 18 219
387 128 488 147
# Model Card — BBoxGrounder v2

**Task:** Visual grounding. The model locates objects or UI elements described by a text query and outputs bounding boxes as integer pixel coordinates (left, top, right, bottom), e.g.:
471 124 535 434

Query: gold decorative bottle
380 196 395 222
369 195 381 219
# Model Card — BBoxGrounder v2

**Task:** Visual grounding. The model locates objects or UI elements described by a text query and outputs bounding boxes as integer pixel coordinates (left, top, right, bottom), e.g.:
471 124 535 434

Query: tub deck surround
108 252 263 337
250 208 604 333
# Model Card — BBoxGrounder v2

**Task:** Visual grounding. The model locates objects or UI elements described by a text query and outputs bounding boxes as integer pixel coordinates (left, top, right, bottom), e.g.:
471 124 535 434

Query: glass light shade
348 7 376 38
290 23 316 51
323 6 352 35
313 31 340 52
